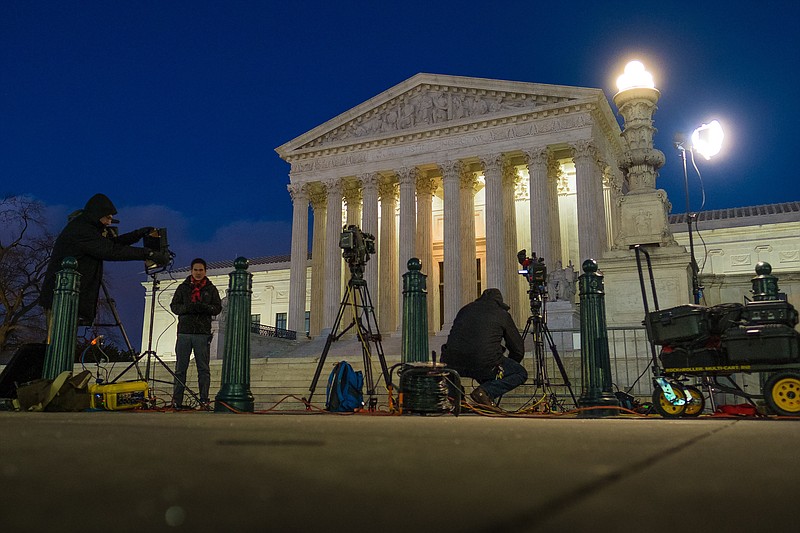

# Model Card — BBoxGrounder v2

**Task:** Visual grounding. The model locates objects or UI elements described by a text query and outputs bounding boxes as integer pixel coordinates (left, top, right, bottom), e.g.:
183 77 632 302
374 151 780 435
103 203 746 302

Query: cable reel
394 362 462 416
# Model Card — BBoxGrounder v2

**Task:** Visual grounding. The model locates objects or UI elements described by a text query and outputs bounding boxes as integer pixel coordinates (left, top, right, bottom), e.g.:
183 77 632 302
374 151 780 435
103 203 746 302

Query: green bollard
751 262 779 301
214 257 255 413
577 259 620 417
42 257 81 380
401 258 429 363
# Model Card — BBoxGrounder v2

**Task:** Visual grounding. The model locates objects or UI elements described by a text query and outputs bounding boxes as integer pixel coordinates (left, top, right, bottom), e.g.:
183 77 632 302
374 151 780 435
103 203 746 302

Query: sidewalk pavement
1 411 797 532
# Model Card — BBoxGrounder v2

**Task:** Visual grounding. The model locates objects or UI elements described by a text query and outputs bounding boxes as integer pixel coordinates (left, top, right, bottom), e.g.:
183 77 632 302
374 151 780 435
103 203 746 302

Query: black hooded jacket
40 194 151 324
441 288 524 381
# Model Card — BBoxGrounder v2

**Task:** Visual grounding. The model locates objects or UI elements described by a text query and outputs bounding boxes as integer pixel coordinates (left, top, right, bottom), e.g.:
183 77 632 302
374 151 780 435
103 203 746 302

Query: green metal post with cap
42 257 81 380
401 257 429 363
751 262 780 301
214 257 255 413
577 259 620 417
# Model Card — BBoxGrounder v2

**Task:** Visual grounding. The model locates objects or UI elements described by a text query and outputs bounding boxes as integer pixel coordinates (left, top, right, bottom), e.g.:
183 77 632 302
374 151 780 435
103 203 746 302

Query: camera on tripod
517 249 547 289
143 227 172 274
339 225 376 280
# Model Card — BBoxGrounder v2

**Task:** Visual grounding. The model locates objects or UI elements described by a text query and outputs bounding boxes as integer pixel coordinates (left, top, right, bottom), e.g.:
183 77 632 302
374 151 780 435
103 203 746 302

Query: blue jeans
173 333 212 404
478 357 528 399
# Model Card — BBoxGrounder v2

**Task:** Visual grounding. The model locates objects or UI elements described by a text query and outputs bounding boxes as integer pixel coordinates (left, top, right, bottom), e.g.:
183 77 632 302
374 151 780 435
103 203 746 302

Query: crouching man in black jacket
169 258 222 409
441 288 527 407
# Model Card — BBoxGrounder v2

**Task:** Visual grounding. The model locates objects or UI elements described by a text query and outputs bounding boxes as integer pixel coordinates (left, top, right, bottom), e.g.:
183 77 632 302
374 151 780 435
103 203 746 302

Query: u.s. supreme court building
144 73 799 358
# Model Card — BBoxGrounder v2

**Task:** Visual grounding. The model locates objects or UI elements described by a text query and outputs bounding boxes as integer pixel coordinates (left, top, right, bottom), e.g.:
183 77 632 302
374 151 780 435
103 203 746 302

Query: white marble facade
276 73 625 337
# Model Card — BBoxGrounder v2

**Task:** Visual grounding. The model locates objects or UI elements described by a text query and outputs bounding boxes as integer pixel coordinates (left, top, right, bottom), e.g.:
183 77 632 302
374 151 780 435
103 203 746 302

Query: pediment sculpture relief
300 86 573 150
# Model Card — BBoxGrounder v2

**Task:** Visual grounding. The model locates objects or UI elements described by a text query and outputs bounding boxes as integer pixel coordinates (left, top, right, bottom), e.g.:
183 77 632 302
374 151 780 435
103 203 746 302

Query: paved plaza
1 410 797 532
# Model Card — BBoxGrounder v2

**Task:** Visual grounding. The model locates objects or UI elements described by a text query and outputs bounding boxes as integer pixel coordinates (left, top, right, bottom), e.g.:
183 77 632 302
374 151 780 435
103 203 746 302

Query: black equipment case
646 305 709 345
741 300 799 327
723 324 800 364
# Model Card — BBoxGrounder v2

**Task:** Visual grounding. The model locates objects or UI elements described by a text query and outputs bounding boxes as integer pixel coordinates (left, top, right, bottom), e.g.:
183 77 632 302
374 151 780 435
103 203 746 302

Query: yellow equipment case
88 381 148 410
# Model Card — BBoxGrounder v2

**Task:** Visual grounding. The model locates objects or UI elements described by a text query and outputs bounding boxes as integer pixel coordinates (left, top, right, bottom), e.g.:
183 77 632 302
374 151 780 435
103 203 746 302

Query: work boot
470 386 495 407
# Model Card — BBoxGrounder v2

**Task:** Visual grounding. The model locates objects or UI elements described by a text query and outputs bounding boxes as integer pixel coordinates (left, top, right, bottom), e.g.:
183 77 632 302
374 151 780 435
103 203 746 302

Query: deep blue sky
3 0 798 348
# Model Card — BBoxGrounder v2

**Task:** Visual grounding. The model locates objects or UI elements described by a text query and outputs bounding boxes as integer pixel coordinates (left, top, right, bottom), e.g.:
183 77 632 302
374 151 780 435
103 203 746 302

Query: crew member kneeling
441 288 527 407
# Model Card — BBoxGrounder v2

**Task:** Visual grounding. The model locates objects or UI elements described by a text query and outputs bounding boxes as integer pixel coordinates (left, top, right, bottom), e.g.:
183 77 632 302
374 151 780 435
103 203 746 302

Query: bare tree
0 195 53 354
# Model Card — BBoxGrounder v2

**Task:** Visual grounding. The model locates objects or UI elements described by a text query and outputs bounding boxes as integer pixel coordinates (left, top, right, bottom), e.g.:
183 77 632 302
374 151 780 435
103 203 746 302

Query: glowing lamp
691 120 724 160
616 61 655 91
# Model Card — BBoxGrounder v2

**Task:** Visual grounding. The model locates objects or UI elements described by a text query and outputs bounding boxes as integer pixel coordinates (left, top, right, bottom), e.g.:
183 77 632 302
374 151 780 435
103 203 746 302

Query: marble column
343 179 362 227
308 187 327 337
439 160 462 335
573 141 604 263
287 183 309 334
482 154 506 295
378 178 398 334
502 157 521 318
360 173 380 302
547 154 564 268
416 172 437 334
397 167 418 334
525 147 551 267
322 178 343 334
459 165 478 304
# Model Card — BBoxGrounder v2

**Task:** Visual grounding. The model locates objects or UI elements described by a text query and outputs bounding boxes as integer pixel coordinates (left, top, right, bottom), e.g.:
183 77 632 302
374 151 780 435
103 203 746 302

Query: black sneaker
470 387 495 407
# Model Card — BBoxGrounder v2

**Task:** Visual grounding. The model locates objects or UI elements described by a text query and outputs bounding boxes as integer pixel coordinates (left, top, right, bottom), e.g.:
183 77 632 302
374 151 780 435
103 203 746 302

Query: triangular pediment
276 73 604 158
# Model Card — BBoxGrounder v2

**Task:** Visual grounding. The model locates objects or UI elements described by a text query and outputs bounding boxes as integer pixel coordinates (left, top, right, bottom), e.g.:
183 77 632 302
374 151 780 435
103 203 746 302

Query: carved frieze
301 85 571 150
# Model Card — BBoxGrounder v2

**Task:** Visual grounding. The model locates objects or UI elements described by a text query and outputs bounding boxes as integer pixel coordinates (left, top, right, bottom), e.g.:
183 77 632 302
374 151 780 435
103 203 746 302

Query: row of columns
287 143 612 337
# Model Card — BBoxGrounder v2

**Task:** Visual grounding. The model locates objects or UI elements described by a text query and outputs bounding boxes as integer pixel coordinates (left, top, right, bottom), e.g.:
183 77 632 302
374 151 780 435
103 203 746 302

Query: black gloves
148 250 171 266
136 227 156 240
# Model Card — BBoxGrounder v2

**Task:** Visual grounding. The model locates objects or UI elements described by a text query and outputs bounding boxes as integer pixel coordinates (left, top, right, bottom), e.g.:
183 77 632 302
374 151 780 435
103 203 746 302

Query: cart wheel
764 372 800 416
683 386 705 417
652 383 686 418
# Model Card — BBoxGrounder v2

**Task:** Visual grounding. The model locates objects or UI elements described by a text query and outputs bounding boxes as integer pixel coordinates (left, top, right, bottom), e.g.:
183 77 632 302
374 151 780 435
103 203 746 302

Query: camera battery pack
89 381 148 410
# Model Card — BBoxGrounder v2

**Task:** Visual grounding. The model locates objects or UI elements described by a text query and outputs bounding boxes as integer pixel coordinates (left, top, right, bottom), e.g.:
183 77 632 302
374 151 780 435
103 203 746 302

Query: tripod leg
307 283 353 404
542 324 577 405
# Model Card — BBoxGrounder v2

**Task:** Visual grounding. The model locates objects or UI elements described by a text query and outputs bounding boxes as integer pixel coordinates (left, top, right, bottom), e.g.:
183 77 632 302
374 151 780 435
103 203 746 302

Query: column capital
501 156 519 186
322 177 343 196
397 166 421 185
378 178 398 201
357 172 380 190
572 139 599 162
343 179 362 204
459 164 479 192
308 183 327 209
479 154 504 174
287 183 308 202
438 160 462 181
522 146 549 167
416 173 438 196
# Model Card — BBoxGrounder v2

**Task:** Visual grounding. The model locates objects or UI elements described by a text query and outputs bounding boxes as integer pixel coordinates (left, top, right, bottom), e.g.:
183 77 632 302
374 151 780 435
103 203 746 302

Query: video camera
517 249 547 286
518 249 548 316
340 224 376 281
144 227 171 274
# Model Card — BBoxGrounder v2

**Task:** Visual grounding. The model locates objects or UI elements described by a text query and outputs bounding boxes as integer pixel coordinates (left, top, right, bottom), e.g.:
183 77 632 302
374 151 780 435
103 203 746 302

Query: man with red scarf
169 258 222 409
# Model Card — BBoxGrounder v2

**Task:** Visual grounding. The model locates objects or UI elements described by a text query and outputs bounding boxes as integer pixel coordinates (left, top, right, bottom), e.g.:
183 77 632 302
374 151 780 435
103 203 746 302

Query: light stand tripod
520 289 578 410
676 136 703 304
305 268 391 411
111 272 200 407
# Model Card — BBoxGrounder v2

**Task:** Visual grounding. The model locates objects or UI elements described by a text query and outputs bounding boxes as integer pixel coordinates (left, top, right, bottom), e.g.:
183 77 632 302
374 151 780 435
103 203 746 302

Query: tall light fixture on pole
612 60 676 249
674 120 724 304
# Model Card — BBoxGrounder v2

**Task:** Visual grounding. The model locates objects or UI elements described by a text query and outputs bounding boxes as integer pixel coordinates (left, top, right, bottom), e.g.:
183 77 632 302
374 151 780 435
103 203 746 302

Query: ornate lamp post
612 61 676 248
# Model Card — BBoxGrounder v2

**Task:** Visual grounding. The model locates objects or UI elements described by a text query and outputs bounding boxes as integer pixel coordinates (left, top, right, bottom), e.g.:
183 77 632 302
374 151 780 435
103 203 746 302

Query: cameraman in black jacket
169 258 222 409
441 288 527 407
40 193 169 329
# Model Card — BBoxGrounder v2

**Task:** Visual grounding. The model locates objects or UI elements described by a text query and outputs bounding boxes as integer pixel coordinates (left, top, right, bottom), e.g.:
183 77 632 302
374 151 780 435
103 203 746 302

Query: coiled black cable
397 363 461 415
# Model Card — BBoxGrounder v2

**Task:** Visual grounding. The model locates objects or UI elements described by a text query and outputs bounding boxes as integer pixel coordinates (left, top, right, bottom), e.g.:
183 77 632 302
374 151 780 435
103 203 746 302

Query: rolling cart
634 245 800 417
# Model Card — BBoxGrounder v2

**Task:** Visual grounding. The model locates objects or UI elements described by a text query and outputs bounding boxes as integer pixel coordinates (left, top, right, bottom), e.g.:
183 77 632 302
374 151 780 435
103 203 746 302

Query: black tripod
112 273 200 407
520 292 577 409
306 273 391 411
